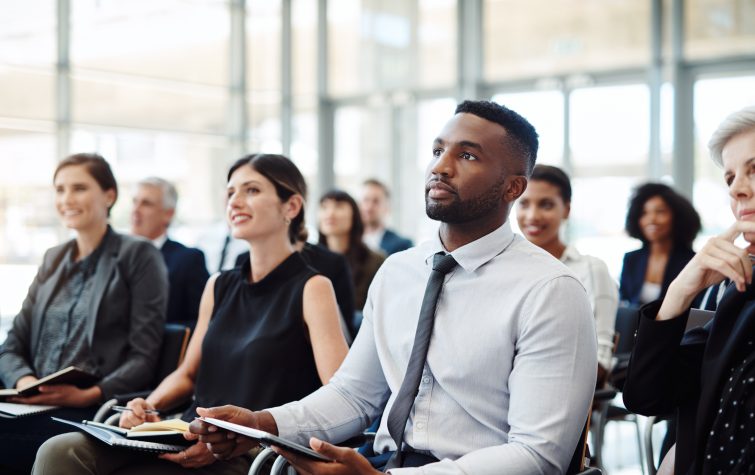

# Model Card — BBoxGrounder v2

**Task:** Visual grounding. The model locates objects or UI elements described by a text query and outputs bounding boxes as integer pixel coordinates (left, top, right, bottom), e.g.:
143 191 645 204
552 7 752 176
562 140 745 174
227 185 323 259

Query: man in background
360 179 413 255
131 177 209 329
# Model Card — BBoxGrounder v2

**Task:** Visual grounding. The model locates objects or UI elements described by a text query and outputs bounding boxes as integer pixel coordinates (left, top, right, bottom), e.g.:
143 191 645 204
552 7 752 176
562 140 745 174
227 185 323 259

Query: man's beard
425 177 506 223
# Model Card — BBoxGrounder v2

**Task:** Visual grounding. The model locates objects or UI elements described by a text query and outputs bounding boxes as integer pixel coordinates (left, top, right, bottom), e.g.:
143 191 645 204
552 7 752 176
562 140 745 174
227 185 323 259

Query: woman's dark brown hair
317 189 371 283
227 154 308 244
54 152 118 216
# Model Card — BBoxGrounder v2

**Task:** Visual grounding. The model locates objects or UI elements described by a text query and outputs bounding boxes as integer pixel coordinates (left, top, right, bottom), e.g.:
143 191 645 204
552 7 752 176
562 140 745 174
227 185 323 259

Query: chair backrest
686 308 714 331
567 411 592 474
154 323 191 385
614 306 641 357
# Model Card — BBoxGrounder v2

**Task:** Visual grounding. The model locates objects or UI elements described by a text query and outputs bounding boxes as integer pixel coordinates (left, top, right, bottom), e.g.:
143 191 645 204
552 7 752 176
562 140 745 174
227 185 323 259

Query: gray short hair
136 177 178 210
708 105 755 167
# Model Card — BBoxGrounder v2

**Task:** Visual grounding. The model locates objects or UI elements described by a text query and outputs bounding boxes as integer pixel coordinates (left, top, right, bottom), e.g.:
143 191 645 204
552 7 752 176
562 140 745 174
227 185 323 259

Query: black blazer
623 283 755 474
0 229 168 400
379 229 413 256
619 246 695 306
161 238 209 329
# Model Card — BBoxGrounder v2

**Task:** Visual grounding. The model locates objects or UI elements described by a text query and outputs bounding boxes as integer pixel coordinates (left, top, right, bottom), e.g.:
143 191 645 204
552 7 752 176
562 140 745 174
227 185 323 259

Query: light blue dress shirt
268 221 598 474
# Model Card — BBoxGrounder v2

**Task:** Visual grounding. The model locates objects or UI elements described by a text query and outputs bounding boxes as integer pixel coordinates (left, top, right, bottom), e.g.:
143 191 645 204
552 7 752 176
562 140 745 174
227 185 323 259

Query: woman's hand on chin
658 220 755 320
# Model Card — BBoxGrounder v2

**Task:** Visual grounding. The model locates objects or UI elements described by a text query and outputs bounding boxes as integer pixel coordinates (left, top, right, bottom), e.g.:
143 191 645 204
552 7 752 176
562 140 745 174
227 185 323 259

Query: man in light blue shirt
193 100 598 474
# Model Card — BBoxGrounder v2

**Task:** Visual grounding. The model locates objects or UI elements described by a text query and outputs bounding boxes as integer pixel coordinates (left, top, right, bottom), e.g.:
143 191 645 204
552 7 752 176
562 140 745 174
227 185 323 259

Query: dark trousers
0 406 96 474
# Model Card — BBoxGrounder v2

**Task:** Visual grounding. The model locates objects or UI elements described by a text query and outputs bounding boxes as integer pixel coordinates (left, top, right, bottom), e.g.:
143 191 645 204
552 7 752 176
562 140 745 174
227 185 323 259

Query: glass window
329 0 456 97
568 84 651 278
570 84 650 173
334 104 392 191
686 0 755 60
71 0 229 87
492 90 564 166
0 0 56 121
72 73 226 134
484 0 650 81
693 75 755 238
248 0 282 150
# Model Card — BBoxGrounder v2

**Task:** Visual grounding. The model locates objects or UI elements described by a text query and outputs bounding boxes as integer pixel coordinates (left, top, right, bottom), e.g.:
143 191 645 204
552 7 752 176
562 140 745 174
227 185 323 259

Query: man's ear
503 176 528 202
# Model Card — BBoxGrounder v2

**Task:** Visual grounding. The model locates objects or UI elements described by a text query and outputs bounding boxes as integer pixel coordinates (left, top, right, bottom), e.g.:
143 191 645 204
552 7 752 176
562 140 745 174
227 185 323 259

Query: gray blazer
0 228 168 400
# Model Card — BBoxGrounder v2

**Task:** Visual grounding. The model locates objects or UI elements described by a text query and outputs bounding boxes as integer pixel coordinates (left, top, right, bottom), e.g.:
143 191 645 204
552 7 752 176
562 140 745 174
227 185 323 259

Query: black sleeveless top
182 252 321 421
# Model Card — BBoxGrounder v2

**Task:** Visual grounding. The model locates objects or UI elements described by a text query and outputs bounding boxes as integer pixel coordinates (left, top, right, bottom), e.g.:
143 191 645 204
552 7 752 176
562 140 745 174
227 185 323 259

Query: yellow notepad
129 419 190 433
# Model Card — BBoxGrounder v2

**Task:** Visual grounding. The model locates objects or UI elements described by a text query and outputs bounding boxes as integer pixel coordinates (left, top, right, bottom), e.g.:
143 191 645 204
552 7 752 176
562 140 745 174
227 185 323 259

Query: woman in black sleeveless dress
34 154 349 475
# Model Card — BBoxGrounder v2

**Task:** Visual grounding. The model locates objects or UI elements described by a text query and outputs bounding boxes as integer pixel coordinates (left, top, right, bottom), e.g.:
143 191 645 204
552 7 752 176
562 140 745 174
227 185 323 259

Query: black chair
591 306 645 474
93 323 191 423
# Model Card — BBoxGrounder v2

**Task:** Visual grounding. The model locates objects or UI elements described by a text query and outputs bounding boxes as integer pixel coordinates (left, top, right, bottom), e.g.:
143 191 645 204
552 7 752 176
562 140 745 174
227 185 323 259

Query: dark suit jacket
161 238 209 329
619 246 696 306
235 244 356 338
0 229 168 400
379 229 413 256
623 283 755 474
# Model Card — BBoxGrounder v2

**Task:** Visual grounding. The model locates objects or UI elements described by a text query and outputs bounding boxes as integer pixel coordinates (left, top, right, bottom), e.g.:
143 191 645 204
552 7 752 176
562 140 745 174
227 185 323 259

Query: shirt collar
423 221 515 273
560 244 581 263
152 233 168 250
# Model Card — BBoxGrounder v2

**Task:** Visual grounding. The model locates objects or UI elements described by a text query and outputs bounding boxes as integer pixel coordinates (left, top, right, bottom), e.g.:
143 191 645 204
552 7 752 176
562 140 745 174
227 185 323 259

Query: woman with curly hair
619 182 702 307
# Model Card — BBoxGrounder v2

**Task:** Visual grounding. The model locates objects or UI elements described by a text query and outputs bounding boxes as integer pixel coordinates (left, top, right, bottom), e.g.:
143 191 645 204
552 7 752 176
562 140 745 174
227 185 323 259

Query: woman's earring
284 217 291 225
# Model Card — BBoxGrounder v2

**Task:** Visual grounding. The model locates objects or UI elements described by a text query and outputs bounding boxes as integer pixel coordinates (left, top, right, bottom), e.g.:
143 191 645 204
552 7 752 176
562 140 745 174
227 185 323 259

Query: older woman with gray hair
623 106 755 475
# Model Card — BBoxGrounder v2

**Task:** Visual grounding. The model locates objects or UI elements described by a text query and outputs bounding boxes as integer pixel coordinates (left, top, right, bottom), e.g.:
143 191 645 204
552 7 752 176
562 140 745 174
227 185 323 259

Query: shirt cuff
266 404 300 439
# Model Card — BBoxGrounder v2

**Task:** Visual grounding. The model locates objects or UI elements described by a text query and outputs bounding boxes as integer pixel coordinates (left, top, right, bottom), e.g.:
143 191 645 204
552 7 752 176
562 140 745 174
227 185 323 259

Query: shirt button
422 377 431 384
415 422 425 430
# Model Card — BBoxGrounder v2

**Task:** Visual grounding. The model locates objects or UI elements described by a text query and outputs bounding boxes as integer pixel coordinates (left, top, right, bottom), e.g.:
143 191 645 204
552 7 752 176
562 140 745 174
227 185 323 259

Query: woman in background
318 190 385 315
517 164 617 386
0 153 168 473
619 182 701 307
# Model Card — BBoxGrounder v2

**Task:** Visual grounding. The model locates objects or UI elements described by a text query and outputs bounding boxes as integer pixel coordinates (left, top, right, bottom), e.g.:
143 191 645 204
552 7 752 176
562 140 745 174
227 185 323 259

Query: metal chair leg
644 415 657 475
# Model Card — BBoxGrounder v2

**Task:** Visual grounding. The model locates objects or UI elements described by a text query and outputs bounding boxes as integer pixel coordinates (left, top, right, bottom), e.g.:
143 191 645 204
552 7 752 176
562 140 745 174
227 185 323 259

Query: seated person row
130 177 209 329
34 153 350 474
0 154 169 473
623 106 755 474
517 164 618 387
182 101 598 474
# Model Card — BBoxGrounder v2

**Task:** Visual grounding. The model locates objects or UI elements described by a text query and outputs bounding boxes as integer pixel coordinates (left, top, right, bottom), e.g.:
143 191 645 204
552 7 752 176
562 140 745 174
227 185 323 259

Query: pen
111 405 160 415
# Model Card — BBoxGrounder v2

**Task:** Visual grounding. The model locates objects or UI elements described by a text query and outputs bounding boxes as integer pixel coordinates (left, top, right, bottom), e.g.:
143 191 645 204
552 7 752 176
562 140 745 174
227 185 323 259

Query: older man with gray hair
131 177 209 328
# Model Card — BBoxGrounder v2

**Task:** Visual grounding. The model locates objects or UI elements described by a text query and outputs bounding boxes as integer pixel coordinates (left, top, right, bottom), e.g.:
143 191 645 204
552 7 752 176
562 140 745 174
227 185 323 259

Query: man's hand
272 437 383 475
119 398 161 428
159 438 217 468
190 405 277 460
9 384 101 407
659 220 755 320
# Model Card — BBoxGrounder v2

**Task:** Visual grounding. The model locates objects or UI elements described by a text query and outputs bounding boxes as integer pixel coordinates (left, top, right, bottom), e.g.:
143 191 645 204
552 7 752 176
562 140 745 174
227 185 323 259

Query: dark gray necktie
385 252 458 469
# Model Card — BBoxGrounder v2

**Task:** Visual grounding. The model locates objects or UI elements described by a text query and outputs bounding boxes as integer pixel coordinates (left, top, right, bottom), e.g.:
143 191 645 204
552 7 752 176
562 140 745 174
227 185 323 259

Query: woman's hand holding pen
659 220 755 320
119 398 161 428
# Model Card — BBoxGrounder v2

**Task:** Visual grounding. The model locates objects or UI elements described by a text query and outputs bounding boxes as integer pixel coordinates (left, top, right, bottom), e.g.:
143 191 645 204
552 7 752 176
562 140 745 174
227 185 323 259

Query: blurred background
1 2 754 472
1 0 754 323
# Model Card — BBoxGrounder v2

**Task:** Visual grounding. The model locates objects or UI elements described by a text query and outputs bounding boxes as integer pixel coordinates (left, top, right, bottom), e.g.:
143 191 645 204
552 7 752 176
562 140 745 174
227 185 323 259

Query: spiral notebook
52 418 186 453
0 402 59 418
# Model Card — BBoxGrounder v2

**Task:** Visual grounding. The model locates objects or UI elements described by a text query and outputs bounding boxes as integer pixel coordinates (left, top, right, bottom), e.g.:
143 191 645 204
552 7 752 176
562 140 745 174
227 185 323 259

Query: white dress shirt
268 221 597 474
560 245 618 370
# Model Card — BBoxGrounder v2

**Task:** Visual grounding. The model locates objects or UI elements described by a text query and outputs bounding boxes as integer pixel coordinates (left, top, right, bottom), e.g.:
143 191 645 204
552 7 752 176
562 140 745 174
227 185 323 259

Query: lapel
86 232 121 346
31 242 74 348
694 281 755 454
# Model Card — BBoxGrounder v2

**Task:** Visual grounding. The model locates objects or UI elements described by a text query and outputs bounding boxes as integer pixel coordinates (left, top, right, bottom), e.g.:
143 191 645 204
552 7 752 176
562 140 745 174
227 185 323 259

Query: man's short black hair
625 182 701 249
455 100 539 176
